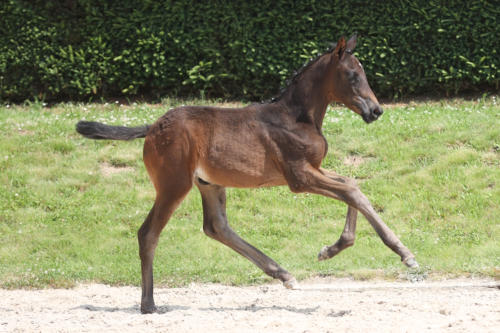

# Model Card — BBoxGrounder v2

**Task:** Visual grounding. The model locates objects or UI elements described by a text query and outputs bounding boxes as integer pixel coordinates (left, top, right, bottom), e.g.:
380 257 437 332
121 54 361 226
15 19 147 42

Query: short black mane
269 43 336 103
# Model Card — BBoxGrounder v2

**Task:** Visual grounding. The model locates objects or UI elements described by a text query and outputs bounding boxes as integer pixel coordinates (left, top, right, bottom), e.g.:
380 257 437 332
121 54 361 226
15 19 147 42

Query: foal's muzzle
362 104 384 123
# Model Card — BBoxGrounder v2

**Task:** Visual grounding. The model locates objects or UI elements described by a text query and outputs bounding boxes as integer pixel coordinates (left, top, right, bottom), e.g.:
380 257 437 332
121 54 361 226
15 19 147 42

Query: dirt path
1 278 498 332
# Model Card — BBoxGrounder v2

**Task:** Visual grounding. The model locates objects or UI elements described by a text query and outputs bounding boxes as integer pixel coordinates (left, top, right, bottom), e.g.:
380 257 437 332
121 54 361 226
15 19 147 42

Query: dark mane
269 43 336 103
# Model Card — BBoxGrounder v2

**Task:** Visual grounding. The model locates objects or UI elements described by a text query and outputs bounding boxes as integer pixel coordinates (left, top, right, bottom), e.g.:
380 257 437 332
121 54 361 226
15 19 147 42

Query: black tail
76 121 151 140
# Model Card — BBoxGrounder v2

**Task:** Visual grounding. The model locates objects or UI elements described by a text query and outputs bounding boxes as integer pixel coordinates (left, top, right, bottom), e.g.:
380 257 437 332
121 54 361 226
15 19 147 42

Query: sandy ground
1 278 498 333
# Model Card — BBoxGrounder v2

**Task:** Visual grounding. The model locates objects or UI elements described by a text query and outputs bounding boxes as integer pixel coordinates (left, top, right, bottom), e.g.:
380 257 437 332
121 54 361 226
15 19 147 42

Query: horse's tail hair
76 121 151 141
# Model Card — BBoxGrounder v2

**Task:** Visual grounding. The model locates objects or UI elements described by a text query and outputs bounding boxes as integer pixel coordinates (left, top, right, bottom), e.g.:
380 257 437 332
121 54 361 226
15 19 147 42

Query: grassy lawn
0 97 499 288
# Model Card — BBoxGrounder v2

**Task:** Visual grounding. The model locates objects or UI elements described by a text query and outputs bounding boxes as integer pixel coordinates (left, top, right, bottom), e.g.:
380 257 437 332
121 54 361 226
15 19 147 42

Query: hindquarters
142 114 196 195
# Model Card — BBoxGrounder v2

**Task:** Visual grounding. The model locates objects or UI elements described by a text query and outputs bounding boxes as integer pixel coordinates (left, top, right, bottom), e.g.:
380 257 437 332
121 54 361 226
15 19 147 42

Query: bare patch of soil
100 162 134 177
343 155 372 167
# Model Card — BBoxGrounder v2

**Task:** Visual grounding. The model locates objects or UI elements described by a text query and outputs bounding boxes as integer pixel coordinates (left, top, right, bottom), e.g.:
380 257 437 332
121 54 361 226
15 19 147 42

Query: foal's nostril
373 106 383 116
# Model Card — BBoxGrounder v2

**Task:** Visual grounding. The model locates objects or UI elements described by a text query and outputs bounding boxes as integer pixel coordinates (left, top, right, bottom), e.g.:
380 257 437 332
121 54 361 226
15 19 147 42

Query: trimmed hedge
1 0 499 102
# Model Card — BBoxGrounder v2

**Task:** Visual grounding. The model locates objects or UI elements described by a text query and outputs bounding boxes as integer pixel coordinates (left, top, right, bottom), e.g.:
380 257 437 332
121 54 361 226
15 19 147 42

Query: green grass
1 97 499 288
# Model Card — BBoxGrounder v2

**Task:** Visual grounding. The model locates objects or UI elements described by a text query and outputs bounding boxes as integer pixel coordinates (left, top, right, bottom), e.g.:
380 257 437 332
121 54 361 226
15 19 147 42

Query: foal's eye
349 72 359 84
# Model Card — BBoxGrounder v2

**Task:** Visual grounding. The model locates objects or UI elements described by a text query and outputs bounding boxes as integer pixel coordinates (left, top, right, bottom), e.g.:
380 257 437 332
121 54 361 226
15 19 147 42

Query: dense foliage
1 0 498 102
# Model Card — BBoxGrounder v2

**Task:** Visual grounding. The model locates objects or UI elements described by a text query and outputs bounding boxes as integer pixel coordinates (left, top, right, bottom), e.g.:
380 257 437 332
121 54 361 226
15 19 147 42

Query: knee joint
203 223 217 238
343 187 367 207
288 180 309 193
203 216 229 239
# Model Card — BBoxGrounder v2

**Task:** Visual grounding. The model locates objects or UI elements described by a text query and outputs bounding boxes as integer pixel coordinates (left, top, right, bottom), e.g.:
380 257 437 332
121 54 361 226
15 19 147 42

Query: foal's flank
76 35 418 314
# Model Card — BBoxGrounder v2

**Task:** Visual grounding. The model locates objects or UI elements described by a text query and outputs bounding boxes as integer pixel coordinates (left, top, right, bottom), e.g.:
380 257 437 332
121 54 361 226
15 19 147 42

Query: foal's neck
278 56 332 130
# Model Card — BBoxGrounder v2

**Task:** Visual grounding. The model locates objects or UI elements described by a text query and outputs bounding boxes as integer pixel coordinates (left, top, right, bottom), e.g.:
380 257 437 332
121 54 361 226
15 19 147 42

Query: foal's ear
333 36 347 61
346 33 357 52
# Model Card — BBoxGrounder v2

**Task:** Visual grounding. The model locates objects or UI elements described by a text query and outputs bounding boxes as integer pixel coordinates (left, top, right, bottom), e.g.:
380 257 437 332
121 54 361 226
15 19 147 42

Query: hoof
140 304 157 314
403 257 419 269
283 278 300 290
318 246 330 261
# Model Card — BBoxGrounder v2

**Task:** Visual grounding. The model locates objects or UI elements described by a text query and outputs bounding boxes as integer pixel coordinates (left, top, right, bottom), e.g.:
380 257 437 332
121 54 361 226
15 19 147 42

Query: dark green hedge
1 0 499 102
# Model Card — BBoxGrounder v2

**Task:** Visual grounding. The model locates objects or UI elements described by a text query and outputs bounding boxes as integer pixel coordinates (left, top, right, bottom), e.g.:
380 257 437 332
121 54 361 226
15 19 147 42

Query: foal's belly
196 150 287 188
195 165 286 188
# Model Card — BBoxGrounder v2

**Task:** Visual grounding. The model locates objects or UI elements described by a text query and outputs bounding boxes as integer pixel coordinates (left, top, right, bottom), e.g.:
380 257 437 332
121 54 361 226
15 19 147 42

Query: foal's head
329 35 383 123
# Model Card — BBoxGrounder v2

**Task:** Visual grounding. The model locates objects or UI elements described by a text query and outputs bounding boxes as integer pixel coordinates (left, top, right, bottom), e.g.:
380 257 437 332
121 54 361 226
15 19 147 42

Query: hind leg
196 180 297 289
138 173 192 314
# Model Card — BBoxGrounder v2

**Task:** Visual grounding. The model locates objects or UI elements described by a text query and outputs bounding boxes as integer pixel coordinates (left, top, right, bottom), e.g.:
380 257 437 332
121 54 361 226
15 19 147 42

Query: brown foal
77 35 418 314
